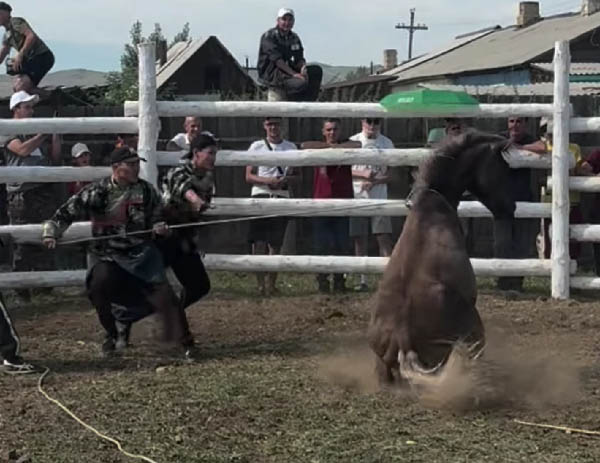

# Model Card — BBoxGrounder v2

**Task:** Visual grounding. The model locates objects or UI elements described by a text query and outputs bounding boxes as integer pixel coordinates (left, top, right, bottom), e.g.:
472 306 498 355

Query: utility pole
395 8 428 60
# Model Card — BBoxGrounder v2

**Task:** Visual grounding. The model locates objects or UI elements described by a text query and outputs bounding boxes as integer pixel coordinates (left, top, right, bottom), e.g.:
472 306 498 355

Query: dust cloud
317 330 582 411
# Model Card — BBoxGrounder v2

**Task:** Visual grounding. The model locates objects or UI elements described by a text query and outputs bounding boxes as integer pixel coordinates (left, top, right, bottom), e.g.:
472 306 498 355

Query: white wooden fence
0 41 588 299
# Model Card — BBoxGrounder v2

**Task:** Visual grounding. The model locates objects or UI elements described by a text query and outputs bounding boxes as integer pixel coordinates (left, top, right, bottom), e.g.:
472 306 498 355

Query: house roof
419 82 600 97
156 36 252 90
386 11 600 84
531 62 600 75
0 69 109 101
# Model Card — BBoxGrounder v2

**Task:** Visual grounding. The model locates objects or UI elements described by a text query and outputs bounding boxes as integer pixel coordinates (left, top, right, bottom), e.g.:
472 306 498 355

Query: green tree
99 21 189 105
170 22 190 47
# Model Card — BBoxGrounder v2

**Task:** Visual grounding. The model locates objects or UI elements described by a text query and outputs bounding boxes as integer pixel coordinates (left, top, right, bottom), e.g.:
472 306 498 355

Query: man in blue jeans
302 118 360 293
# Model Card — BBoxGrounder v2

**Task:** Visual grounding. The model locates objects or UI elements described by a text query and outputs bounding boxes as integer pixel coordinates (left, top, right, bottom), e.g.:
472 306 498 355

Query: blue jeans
313 217 349 285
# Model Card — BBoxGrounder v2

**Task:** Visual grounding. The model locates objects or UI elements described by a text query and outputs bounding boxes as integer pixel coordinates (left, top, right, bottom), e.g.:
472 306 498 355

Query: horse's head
416 130 516 219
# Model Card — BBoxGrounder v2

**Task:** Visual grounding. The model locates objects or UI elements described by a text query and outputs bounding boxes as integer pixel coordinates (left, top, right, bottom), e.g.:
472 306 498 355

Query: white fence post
137 42 159 188
551 40 571 300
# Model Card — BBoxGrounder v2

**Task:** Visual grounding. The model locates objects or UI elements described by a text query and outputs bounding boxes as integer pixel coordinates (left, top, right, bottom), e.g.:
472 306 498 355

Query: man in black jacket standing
258 8 322 101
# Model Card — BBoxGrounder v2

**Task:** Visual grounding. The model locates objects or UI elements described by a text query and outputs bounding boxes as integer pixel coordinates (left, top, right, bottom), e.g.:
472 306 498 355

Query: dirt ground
1 274 600 462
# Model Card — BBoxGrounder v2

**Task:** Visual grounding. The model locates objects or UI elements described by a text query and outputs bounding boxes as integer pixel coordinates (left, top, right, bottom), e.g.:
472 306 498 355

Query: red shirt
587 149 600 174
313 165 353 199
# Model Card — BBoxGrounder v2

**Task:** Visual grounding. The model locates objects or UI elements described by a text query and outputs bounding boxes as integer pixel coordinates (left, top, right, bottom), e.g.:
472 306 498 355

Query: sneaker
2 357 37 375
354 283 369 293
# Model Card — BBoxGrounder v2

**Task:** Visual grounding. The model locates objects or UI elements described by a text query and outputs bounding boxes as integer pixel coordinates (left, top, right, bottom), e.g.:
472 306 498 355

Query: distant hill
310 62 384 84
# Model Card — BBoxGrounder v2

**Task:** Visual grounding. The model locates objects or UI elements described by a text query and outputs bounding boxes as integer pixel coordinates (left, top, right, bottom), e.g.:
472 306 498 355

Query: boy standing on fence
0 2 55 94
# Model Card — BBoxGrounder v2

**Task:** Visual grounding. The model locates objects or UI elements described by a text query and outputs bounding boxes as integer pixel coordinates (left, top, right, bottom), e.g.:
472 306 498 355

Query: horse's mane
414 129 509 190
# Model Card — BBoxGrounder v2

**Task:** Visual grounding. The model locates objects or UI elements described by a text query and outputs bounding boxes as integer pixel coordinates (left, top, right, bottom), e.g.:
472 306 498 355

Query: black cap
184 133 218 159
110 147 145 164
0 2 12 12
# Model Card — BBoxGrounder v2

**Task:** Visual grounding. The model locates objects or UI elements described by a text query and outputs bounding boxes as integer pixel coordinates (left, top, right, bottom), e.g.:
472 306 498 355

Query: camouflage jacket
161 161 215 224
42 177 163 259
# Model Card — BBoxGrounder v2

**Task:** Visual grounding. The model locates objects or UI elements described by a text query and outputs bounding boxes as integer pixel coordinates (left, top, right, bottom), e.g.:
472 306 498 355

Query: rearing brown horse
368 130 515 385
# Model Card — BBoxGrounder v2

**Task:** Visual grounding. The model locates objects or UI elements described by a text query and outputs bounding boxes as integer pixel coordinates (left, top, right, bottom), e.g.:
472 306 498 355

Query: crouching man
41 147 195 358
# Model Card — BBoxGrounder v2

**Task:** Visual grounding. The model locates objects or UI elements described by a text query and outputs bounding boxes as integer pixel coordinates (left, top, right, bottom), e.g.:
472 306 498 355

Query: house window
205 66 221 91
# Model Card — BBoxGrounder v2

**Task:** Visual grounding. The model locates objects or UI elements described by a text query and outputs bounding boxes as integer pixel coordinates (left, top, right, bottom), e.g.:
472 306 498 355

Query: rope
37 368 159 463
514 419 600 436
58 202 385 245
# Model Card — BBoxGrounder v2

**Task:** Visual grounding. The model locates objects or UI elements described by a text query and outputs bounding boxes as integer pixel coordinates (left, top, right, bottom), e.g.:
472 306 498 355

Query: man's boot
115 321 131 351
332 274 346 294
316 274 330 294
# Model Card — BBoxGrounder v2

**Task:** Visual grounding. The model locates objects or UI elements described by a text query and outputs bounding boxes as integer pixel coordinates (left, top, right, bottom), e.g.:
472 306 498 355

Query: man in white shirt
167 116 214 152
350 117 394 291
245 116 297 295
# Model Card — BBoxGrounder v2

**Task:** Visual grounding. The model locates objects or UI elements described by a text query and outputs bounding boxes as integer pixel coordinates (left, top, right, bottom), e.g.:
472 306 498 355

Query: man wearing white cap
68 142 91 195
257 7 323 101
6 90 61 301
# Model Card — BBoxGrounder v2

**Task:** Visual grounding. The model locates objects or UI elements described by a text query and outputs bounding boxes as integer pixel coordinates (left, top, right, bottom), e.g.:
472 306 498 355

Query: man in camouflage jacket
158 134 216 314
41 147 195 357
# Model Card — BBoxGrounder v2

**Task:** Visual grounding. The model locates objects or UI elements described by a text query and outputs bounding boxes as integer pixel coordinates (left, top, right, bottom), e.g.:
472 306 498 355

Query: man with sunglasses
257 8 322 101
350 118 394 292
41 147 195 358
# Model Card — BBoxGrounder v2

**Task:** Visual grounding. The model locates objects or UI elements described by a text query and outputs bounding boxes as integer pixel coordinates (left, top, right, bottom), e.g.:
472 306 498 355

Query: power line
395 8 429 60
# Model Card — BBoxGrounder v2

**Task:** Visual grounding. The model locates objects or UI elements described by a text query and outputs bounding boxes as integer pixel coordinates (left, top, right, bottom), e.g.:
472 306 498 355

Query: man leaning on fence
350 117 394 292
245 116 297 296
166 116 214 152
6 90 61 302
258 8 323 102
301 118 360 293
495 116 543 292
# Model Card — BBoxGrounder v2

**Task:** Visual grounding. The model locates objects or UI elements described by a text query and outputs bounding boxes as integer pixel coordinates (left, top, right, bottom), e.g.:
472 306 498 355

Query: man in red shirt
302 118 360 293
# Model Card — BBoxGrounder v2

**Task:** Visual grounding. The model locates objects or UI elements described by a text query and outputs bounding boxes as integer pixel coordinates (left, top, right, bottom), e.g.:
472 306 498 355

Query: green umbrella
379 89 480 114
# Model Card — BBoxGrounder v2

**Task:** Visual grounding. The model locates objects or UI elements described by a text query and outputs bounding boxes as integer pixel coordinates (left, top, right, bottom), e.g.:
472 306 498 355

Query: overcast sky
14 0 585 72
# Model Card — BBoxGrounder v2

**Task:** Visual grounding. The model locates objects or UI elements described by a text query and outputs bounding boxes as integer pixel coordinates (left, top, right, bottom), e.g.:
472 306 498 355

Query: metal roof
419 82 600 97
387 12 600 84
381 27 498 77
532 62 600 75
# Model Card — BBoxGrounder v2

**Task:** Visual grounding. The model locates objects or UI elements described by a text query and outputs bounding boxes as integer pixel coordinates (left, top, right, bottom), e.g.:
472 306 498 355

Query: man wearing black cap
160 134 217 310
257 7 323 101
0 2 55 94
41 147 196 358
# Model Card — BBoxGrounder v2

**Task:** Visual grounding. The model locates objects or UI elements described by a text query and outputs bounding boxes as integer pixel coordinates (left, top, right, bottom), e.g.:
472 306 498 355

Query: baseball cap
71 143 91 159
110 147 146 165
277 7 294 18
9 91 39 111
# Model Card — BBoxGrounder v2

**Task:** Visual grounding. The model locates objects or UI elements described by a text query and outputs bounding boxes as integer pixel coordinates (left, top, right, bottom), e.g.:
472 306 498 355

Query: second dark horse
368 130 516 385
